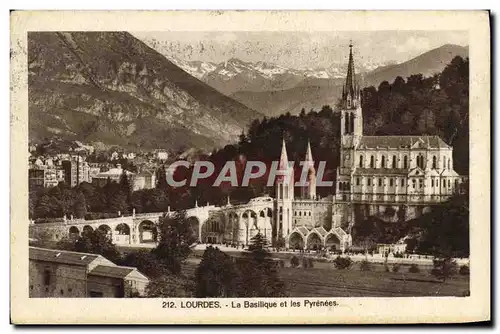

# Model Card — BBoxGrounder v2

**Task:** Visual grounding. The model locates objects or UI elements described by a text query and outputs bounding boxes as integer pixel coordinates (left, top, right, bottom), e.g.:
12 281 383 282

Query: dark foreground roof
88 265 134 279
29 247 99 266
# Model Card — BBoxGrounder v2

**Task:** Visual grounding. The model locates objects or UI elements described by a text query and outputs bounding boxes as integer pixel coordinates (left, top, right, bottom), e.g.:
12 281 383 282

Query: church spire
305 140 313 163
345 41 356 98
279 138 289 170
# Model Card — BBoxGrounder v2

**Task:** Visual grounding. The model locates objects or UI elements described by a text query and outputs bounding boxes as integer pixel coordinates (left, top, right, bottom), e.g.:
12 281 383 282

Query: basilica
272 44 467 251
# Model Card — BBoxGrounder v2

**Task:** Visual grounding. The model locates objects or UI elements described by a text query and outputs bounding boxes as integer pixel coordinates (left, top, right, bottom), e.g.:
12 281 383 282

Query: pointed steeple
279 138 289 170
305 140 314 163
345 40 356 98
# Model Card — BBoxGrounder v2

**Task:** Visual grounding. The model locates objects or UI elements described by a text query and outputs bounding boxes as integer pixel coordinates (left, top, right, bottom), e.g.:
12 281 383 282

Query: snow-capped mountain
166 55 395 95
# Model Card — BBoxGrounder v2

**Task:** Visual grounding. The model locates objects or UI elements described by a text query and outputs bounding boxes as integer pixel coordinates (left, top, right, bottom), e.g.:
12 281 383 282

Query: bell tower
339 42 363 175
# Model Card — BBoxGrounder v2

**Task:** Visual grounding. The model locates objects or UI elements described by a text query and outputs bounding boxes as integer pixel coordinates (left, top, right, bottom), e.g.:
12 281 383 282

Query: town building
28 163 65 188
61 155 91 187
29 246 149 298
132 169 156 191
91 164 134 187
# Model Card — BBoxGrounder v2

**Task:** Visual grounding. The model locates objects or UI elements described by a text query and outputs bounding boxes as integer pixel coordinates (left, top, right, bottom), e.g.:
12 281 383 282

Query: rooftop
88 265 135 279
358 136 450 149
29 247 99 266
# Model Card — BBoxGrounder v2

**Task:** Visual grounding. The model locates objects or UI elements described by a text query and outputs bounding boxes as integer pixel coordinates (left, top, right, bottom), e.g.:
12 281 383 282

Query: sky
132 30 468 69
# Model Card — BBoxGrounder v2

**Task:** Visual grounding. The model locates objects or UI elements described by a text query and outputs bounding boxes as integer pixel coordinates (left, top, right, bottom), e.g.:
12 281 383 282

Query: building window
390 178 393 187
431 179 434 187
448 179 451 188
356 177 360 186
378 178 382 186
368 179 371 186
416 155 424 169
455 179 459 188
442 179 445 187
370 155 374 168
309 212 311 217
284 184 288 199
432 156 437 169
403 156 408 169
443 160 446 169
412 180 416 189
419 179 423 188
381 156 386 168
448 158 451 170
60 289 64 295
401 179 405 187
43 270 51 286
359 155 364 168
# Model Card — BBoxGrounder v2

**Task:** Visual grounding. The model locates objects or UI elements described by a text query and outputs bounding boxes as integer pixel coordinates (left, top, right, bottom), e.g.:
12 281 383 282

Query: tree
74 229 121 264
234 233 287 297
431 257 457 283
156 166 168 190
146 275 195 297
119 250 167 279
152 211 196 275
195 246 236 297
119 170 132 210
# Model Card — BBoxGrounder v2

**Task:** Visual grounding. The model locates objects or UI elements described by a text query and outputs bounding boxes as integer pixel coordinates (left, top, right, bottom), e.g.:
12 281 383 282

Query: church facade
207 44 467 252
275 44 467 251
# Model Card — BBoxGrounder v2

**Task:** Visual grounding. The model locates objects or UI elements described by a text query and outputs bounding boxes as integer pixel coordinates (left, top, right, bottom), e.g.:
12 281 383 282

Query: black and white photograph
10 10 490 324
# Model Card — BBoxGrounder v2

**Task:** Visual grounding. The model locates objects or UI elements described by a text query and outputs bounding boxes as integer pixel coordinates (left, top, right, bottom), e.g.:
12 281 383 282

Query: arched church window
448 158 451 170
344 113 349 134
392 155 397 168
356 177 360 186
350 113 355 133
432 156 437 169
370 155 374 168
403 156 408 169
381 156 386 168
359 155 364 168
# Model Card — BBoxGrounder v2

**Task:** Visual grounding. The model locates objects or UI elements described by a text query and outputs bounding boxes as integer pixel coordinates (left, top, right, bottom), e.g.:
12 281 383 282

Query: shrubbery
431 257 458 282
359 259 372 271
392 263 400 273
307 258 314 268
459 264 470 276
408 264 420 273
333 256 353 270
290 256 299 268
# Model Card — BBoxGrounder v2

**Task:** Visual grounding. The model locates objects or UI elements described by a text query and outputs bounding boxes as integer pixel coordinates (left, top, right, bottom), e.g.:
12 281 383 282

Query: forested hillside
30 56 469 219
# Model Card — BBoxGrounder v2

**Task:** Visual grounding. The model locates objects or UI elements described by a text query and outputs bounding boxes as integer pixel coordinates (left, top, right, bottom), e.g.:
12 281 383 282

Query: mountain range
29 33 468 153
28 32 260 152
164 44 468 117
167 56 395 96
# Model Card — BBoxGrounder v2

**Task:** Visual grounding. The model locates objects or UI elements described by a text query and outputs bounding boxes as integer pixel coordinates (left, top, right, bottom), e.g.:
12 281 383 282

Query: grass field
182 257 469 297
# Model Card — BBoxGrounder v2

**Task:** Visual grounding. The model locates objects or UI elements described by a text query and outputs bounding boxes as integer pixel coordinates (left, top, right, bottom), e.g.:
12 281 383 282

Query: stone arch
114 223 131 244
97 224 112 239
242 209 258 245
325 233 341 251
69 226 79 240
82 225 93 235
138 220 157 243
288 231 305 250
201 217 224 244
186 216 200 242
306 232 323 250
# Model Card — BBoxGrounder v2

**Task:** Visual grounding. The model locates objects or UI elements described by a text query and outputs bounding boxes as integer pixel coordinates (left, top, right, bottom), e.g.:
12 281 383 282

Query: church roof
358 135 450 149
353 168 409 176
